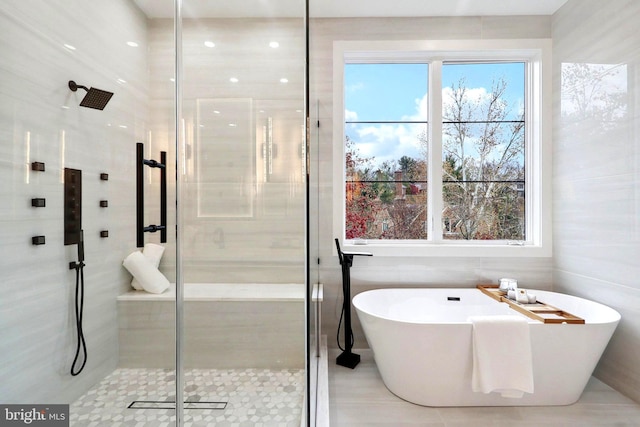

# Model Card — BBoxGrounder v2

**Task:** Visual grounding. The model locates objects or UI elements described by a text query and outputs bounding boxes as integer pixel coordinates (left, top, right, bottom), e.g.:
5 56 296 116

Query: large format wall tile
0 0 149 404
552 0 640 403
148 18 307 284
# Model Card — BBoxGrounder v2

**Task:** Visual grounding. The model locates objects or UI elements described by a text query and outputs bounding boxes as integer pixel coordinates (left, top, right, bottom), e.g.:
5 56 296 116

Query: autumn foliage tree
345 137 380 239
345 76 525 241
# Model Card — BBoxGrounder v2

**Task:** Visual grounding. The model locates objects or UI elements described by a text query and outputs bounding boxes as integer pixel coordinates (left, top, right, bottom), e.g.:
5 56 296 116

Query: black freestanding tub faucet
335 238 372 369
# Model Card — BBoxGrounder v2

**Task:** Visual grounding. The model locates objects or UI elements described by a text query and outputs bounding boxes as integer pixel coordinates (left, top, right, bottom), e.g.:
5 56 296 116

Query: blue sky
345 62 525 169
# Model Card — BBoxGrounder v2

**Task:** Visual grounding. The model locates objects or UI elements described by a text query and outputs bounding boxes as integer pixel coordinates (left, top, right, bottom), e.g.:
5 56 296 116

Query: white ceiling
134 0 569 19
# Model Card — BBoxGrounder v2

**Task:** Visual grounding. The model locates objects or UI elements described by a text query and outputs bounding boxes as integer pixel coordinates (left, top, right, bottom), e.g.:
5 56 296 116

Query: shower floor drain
128 401 227 410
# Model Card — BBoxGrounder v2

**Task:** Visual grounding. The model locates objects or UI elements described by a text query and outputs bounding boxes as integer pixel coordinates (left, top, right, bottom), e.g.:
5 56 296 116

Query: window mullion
429 60 443 242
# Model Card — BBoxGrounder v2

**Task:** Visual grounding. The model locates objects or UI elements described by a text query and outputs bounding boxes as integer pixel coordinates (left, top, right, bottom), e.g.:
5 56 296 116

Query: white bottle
516 289 529 304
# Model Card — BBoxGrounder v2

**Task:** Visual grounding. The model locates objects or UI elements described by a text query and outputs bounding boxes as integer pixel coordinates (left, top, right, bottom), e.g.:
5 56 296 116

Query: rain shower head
68 80 114 110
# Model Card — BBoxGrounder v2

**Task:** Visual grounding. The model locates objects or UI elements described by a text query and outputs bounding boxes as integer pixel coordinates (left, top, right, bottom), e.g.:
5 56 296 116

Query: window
441 62 526 241
333 40 552 257
345 63 429 240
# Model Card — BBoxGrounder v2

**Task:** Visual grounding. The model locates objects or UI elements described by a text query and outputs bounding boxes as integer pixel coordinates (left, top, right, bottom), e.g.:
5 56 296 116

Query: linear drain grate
128 401 227 410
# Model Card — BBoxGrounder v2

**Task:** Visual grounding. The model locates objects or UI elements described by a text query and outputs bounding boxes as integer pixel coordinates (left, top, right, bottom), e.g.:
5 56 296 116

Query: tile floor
70 367 305 427
329 349 640 426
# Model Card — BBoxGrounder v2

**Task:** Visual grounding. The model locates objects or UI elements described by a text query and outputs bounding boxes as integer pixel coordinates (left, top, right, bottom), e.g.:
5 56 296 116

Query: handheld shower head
68 80 114 110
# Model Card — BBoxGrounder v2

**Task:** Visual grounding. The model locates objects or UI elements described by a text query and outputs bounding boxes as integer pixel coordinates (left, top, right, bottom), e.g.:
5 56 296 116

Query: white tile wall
148 18 308 284
308 16 555 349
0 0 149 404
552 0 640 403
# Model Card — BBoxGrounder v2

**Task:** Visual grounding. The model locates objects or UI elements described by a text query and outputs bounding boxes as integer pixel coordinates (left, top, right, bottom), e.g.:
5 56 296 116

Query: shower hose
70 260 87 376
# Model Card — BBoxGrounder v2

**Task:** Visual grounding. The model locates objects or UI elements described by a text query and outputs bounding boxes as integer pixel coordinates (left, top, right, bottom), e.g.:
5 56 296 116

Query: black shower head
68 80 114 110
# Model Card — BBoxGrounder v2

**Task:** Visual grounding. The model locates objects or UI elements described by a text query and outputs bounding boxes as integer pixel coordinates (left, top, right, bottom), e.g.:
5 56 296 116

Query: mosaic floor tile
69 368 304 427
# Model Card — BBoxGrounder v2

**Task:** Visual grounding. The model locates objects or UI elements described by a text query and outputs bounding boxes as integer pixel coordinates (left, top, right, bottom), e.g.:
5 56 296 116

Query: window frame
332 39 552 257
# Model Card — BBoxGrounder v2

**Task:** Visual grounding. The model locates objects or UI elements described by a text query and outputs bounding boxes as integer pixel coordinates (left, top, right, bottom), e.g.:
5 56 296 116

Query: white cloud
442 86 492 114
347 85 525 169
351 122 426 168
345 109 358 122
401 93 428 122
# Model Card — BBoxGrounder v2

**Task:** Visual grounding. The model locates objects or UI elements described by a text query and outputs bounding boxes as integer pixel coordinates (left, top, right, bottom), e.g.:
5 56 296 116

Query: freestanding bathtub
353 288 620 406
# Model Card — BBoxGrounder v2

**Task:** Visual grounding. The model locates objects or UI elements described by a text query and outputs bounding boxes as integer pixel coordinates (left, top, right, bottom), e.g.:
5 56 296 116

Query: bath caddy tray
476 285 585 324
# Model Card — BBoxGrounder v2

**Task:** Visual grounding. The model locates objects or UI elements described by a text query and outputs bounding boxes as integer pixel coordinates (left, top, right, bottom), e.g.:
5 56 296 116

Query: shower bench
117 282 316 369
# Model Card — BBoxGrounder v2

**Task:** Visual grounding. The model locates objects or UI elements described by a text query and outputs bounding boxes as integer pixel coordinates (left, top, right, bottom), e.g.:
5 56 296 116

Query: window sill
341 241 551 258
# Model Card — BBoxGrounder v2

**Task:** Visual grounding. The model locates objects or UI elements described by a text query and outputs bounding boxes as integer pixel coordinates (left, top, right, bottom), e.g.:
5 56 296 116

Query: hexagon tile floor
69 368 305 427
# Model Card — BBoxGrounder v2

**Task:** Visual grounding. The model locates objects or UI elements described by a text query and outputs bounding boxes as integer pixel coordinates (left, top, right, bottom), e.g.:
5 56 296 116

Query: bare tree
442 77 525 240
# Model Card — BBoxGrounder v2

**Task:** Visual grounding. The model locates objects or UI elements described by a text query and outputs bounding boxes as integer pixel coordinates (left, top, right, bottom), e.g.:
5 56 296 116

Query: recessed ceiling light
229 77 239 83
119 125 128 129
204 41 215 48
280 78 289 83
64 44 76 51
213 110 220 114
170 78 175 82
269 41 279 48
229 123 237 127
126 41 139 47
117 78 127 84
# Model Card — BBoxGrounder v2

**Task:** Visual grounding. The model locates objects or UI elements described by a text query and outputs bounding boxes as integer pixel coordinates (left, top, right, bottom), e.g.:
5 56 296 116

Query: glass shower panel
0 0 177 424
178 1 308 425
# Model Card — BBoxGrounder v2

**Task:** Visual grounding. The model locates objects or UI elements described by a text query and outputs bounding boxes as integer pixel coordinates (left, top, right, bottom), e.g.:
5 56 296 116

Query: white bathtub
353 288 620 406
117 283 305 369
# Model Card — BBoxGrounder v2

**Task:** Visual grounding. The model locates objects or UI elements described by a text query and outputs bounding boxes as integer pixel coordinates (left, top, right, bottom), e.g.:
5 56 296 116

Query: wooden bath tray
477 284 585 324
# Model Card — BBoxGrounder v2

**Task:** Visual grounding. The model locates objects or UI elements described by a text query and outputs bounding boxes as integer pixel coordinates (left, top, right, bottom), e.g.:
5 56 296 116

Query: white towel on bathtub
123 250 170 294
469 315 534 398
131 243 165 290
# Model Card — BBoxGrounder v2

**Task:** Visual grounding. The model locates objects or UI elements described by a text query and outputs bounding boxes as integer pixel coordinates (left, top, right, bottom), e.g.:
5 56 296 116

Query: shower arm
68 81 89 93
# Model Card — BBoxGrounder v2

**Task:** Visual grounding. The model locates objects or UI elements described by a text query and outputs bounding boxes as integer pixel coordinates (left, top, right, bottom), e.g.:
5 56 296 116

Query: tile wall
552 0 640 403
0 0 151 404
148 17 307 284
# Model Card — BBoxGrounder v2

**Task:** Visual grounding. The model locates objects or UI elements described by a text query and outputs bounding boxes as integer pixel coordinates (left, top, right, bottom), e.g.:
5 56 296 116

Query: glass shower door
175 1 309 425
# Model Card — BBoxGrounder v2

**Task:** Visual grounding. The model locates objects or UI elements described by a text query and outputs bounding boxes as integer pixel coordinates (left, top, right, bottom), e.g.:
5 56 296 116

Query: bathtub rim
352 287 621 325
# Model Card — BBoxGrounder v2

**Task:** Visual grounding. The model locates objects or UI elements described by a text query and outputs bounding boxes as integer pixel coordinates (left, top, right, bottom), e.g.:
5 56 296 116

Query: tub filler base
353 288 620 407
117 283 305 369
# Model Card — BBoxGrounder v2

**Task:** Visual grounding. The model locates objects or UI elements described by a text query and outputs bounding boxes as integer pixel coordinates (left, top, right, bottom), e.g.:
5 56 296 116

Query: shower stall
0 0 314 426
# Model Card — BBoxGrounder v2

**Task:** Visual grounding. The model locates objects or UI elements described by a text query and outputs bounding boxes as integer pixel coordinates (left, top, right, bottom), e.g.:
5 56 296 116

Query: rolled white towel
131 243 165 290
123 250 170 294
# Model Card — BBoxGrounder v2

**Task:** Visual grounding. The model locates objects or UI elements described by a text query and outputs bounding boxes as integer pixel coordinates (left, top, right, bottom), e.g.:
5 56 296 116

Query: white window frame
332 39 552 257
